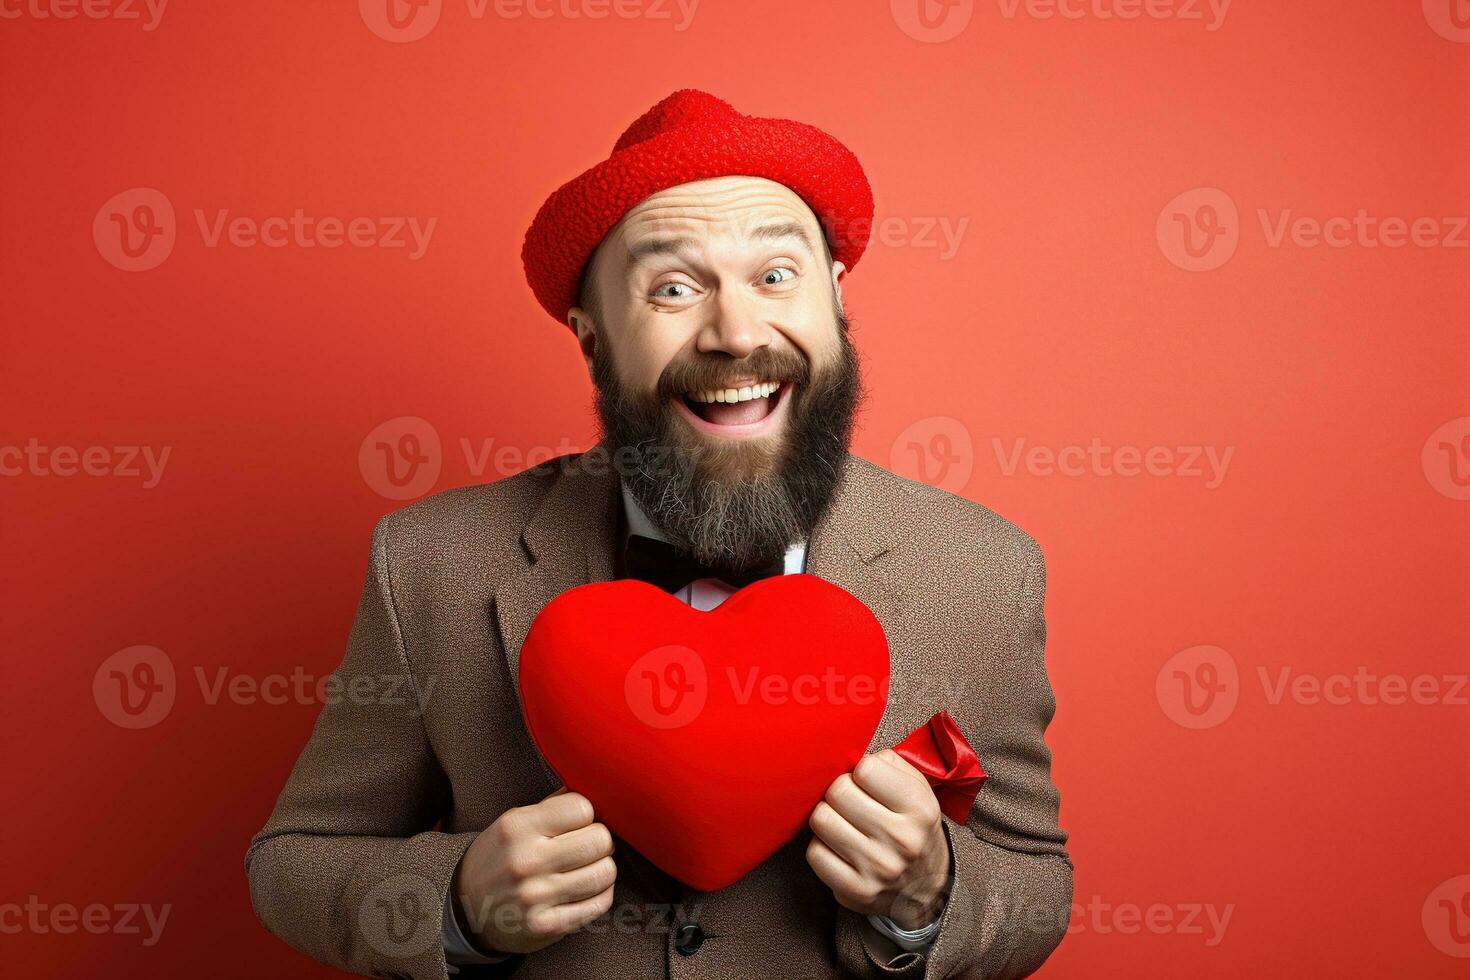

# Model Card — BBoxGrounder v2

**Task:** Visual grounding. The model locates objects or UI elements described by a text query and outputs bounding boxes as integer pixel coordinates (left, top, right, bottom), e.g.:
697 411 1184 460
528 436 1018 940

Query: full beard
592 318 864 576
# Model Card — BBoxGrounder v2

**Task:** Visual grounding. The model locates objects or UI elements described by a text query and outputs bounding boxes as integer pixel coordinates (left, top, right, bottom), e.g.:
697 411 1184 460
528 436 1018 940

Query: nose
695 286 772 359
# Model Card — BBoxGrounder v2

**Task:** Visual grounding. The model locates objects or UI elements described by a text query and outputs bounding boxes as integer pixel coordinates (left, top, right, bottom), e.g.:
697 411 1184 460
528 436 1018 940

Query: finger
809 800 885 875
825 772 897 840
852 751 925 815
527 855 618 907
542 822 615 873
521 791 596 837
805 838 870 913
527 884 615 936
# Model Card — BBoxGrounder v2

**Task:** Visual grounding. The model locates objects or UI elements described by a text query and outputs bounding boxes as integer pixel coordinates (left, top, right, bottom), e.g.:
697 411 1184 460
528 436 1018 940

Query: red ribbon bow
891 710 987 823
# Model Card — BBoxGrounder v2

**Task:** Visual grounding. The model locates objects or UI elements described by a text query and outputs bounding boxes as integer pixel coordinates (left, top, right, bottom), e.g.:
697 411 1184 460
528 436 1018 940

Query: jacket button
673 922 705 956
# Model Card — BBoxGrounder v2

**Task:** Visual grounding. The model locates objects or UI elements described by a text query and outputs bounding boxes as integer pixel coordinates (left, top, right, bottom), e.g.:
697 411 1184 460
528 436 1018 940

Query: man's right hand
451 787 617 955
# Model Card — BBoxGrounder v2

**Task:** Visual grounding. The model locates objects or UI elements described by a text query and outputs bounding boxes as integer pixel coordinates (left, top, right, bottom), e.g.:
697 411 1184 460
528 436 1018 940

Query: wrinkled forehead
594 175 830 272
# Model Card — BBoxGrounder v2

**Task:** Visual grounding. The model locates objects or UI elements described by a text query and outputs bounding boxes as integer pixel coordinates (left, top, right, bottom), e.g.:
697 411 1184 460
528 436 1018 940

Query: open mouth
673 379 793 438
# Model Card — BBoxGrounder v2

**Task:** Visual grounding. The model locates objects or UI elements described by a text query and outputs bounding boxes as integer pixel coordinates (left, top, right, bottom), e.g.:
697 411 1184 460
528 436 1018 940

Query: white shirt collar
619 481 807 575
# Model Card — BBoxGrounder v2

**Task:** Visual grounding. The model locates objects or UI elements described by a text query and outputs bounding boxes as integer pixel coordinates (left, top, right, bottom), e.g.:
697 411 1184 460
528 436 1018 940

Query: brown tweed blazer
246 442 1072 980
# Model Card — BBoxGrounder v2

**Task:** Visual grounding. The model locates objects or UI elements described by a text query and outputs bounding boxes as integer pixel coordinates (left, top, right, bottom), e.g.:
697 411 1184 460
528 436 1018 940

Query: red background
3 2 1467 977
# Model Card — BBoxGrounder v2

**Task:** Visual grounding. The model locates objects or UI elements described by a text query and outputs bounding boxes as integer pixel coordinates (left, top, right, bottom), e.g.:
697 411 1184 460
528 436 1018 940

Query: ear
830 260 847 306
568 307 598 381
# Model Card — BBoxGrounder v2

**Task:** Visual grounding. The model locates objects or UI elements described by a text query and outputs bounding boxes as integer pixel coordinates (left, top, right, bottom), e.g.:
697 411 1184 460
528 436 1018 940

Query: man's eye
761 267 797 285
653 282 692 299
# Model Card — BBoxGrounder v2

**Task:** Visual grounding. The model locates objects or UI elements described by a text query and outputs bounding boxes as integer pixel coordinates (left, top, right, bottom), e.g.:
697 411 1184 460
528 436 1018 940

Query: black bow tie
622 534 786 594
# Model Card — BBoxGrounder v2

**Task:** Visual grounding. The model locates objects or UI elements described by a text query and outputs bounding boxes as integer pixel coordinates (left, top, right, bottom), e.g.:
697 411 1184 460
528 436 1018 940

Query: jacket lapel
493 441 620 719
802 456 909 753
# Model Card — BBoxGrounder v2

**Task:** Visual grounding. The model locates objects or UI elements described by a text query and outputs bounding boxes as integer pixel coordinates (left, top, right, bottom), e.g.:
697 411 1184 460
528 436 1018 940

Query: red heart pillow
518 574 890 891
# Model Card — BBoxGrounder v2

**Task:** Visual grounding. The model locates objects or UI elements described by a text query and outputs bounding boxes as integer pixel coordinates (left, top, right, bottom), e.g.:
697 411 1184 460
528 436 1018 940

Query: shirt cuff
442 881 512 967
866 862 955 953
868 911 942 952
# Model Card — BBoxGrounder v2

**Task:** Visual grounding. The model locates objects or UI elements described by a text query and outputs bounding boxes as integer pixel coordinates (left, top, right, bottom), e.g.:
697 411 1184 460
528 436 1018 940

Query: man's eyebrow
745 221 817 254
627 235 700 264
625 221 819 264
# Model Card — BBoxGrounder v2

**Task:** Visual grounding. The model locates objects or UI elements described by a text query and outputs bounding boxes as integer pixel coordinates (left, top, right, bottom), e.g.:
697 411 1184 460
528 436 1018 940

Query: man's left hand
805 749 952 930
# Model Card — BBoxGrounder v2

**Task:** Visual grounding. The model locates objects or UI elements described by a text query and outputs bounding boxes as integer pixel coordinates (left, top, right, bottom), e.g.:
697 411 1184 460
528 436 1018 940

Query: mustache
655 347 811 401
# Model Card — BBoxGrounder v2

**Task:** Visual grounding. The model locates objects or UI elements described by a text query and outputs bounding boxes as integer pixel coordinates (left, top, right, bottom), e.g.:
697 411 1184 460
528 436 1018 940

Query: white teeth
689 382 781 404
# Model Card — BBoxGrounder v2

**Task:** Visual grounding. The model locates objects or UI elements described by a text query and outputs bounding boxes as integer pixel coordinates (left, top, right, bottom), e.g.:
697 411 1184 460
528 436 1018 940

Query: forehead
598 175 826 265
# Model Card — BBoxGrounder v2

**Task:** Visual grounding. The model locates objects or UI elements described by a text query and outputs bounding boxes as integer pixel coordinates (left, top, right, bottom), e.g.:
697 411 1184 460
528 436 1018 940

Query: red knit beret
521 89 874 325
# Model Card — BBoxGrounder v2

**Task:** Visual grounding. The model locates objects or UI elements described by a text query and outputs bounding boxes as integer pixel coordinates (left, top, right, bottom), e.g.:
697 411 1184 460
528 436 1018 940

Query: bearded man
247 89 1072 980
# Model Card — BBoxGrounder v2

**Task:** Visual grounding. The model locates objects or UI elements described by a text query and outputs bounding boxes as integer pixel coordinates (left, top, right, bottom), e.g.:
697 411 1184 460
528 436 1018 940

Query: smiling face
570 175 864 571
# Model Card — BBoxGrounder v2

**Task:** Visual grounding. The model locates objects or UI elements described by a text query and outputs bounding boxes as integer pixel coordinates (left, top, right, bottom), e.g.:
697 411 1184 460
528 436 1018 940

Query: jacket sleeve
837 537 1073 979
244 515 513 980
